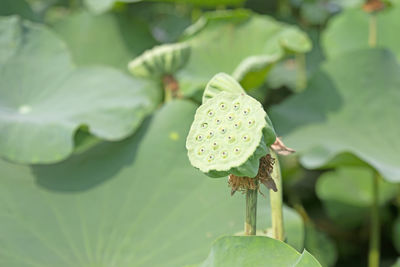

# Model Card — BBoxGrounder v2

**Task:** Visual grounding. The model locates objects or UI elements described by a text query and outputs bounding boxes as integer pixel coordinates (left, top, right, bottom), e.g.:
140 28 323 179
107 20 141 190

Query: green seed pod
128 42 190 79
202 73 276 147
186 91 270 178
202 73 245 103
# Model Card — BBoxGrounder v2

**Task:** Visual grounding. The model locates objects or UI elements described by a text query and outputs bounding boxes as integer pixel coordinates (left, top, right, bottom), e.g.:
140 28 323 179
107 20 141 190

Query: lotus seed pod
128 42 190 79
202 73 245 103
186 91 270 178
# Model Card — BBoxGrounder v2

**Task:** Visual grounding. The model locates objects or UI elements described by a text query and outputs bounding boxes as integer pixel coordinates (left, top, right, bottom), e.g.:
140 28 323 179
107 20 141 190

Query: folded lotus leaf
0 16 160 164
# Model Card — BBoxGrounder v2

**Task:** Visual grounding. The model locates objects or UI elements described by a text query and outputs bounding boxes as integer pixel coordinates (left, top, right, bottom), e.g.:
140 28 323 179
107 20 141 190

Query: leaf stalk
368 172 380 267
269 149 284 241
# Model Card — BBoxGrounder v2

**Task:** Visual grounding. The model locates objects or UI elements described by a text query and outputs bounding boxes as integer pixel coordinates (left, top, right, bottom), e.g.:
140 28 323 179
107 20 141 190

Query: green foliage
0 0 37 20
52 10 157 71
304 224 338 267
323 5 400 60
0 16 160 164
394 215 400 253
84 0 246 14
0 101 307 266
176 10 311 95
0 101 243 266
191 236 321 267
271 48 400 182
316 167 398 228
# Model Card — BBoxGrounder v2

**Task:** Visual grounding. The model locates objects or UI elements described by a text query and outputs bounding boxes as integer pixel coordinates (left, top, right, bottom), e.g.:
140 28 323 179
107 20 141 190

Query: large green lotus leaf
316 167 398 228
0 16 161 164
84 0 245 14
0 100 300 266
189 236 321 267
176 10 311 95
0 0 36 20
256 190 304 251
394 258 400 267
322 6 400 60
52 10 156 71
270 48 400 182
304 224 338 267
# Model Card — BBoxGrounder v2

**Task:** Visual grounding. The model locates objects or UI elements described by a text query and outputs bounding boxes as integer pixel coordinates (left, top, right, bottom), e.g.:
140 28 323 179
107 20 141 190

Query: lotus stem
296 53 307 92
269 149 284 241
368 171 380 267
369 14 377 48
245 182 258 235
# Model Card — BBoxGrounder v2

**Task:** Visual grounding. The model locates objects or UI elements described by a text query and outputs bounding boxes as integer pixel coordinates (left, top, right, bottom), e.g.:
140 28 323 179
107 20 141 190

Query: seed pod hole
198 147 205 155
208 131 214 138
220 127 227 134
234 147 240 154
215 118 222 125
248 119 255 127
233 102 240 110
207 110 215 117
212 142 219 150
242 135 250 142
196 134 203 141
219 102 227 110
201 122 208 128
234 121 241 129
243 108 250 115
227 114 234 121
227 135 236 143
208 154 214 162
221 151 228 158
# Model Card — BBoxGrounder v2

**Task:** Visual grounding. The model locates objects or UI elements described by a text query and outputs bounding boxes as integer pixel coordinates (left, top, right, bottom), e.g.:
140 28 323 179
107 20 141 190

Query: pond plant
1 0 400 266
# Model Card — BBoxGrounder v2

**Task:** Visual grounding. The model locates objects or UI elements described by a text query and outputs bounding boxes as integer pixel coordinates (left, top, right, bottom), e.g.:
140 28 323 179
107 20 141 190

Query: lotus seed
243 108 250 115
208 131 214 138
220 127 227 134
248 119 255 127
198 147 205 155
201 122 208 128
234 147 240 154
208 154 215 162
215 118 222 125
219 102 227 110
242 135 250 142
233 102 240 110
196 135 203 141
227 114 234 121
221 151 228 158
234 122 241 129
212 142 219 150
208 110 215 117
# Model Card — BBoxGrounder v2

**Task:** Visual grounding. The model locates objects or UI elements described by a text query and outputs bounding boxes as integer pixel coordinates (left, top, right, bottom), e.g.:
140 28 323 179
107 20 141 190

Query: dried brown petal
271 137 295 155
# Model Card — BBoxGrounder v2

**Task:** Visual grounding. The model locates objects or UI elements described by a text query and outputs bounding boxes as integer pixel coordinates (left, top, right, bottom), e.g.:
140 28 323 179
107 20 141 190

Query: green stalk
269 150 284 241
369 14 377 48
296 53 307 93
369 172 380 267
245 184 258 235
368 12 379 267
